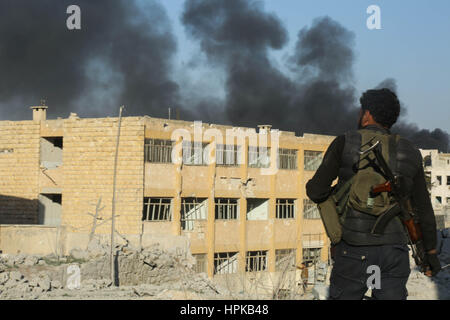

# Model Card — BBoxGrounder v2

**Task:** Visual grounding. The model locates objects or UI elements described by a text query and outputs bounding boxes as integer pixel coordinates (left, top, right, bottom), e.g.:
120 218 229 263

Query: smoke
183 1 448 151
183 2 357 135
374 78 449 152
0 0 447 152
0 0 180 120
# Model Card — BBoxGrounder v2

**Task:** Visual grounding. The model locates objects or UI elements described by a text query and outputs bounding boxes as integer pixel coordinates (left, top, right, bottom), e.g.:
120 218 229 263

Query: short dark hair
359 88 400 128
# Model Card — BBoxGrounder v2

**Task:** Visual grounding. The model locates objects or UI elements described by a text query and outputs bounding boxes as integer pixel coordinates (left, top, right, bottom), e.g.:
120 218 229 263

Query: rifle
359 140 433 276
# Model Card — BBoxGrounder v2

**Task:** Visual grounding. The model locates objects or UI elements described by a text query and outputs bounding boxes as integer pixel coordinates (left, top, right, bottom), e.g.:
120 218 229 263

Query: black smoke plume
0 0 180 119
0 0 447 152
183 1 358 135
376 78 449 152
183 0 448 152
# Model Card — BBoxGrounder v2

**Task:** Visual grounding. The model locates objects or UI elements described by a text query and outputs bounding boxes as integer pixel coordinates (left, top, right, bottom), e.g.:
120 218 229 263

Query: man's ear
363 109 373 124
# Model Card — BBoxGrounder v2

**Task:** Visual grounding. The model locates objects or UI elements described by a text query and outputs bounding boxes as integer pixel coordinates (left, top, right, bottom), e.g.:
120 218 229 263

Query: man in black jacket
306 88 441 300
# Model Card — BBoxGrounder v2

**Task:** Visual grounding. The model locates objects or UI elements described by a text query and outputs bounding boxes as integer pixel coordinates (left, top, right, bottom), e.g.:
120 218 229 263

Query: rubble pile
407 228 450 300
0 240 227 300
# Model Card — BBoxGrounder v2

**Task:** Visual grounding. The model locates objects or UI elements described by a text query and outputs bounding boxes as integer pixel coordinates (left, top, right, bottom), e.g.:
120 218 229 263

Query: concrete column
239 137 249 274
172 137 182 236
268 163 277 272
296 146 304 267
206 138 216 278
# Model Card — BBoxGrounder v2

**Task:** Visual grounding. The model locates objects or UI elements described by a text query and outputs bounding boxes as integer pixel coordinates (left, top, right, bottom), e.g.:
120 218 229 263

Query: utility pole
111 105 124 285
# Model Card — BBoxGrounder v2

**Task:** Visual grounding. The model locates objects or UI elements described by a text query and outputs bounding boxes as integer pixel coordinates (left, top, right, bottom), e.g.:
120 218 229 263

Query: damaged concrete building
0 105 333 282
420 149 450 229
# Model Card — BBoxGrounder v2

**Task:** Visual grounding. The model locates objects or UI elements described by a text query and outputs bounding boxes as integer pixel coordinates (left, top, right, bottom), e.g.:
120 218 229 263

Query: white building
420 149 450 229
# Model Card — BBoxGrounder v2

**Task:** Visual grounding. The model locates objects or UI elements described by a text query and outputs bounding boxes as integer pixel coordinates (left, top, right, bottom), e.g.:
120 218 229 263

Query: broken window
181 197 208 231
304 150 323 171
40 137 63 169
303 199 320 219
142 198 172 221
246 250 267 272
214 252 238 274
215 198 238 220
216 144 241 166
275 249 296 272
246 198 269 220
276 199 295 219
423 155 432 167
302 247 321 264
182 141 209 165
302 233 324 248
248 146 270 168
144 139 172 163
278 148 297 170
193 254 207 274
437 176 442 185
436 196 442 205
424 171 432 190
38 193 62 226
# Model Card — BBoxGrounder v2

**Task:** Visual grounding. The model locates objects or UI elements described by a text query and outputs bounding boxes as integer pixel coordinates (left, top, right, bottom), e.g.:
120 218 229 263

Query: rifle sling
371 203 402 235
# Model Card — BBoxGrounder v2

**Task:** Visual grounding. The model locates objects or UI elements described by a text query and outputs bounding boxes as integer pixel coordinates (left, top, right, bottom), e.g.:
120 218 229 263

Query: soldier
306 88 441 300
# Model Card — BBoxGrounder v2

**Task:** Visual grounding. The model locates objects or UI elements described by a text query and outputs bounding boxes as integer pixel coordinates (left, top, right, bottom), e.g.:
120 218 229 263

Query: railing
144 139 172 163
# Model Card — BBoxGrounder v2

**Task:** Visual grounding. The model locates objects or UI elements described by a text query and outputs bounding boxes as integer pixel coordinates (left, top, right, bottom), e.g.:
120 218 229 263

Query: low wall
0 224 190 256
0 225 62 255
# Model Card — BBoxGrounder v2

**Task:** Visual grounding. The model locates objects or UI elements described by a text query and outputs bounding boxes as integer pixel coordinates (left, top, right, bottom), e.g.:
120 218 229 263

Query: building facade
0 106 334 279
421 149 450 229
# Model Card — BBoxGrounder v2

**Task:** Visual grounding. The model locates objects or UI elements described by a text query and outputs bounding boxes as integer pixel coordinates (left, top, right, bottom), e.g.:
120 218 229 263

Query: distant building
420 149 450 229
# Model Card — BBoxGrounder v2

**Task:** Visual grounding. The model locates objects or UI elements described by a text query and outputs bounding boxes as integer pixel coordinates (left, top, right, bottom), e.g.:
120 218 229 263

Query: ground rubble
0 239 233 300
312 228 450 300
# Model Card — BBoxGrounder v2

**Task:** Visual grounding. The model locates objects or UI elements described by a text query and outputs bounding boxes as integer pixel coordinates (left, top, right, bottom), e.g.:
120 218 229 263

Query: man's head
358 88 401 129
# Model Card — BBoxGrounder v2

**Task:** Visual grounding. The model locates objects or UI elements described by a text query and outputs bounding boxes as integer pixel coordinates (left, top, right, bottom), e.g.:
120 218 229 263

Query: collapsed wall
0 239 226 300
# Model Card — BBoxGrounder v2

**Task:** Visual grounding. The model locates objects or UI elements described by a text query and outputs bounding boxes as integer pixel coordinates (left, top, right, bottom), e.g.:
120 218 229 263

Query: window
214 252 238 274
216 144 241 166
436 196 442 205
246 198 269 220
423 155 432 167
302 233 324 248
304 150 323 171
437 176 442 186
183 141 209 165
303 199 320 219
144 139 172 163
302 248 321 264
246 251 267 272
40 137 63 169
446 197 450 205
142 198 172 221
276 199 295 219
447 176 450 186
275 249 296 271
215 198 238 220
248 146 270 168
181 198 207 231
193 254 207 274
38 193 62 226
278 149 297 170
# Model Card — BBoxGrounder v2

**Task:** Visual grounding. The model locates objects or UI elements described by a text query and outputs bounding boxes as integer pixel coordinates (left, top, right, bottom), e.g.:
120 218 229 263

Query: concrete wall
0 225 62 255
0 115 332 279
62 117 144 236
0 121 40 224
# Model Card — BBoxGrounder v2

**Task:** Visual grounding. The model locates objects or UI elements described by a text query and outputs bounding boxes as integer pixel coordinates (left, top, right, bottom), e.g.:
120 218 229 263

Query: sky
162 0 450 132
